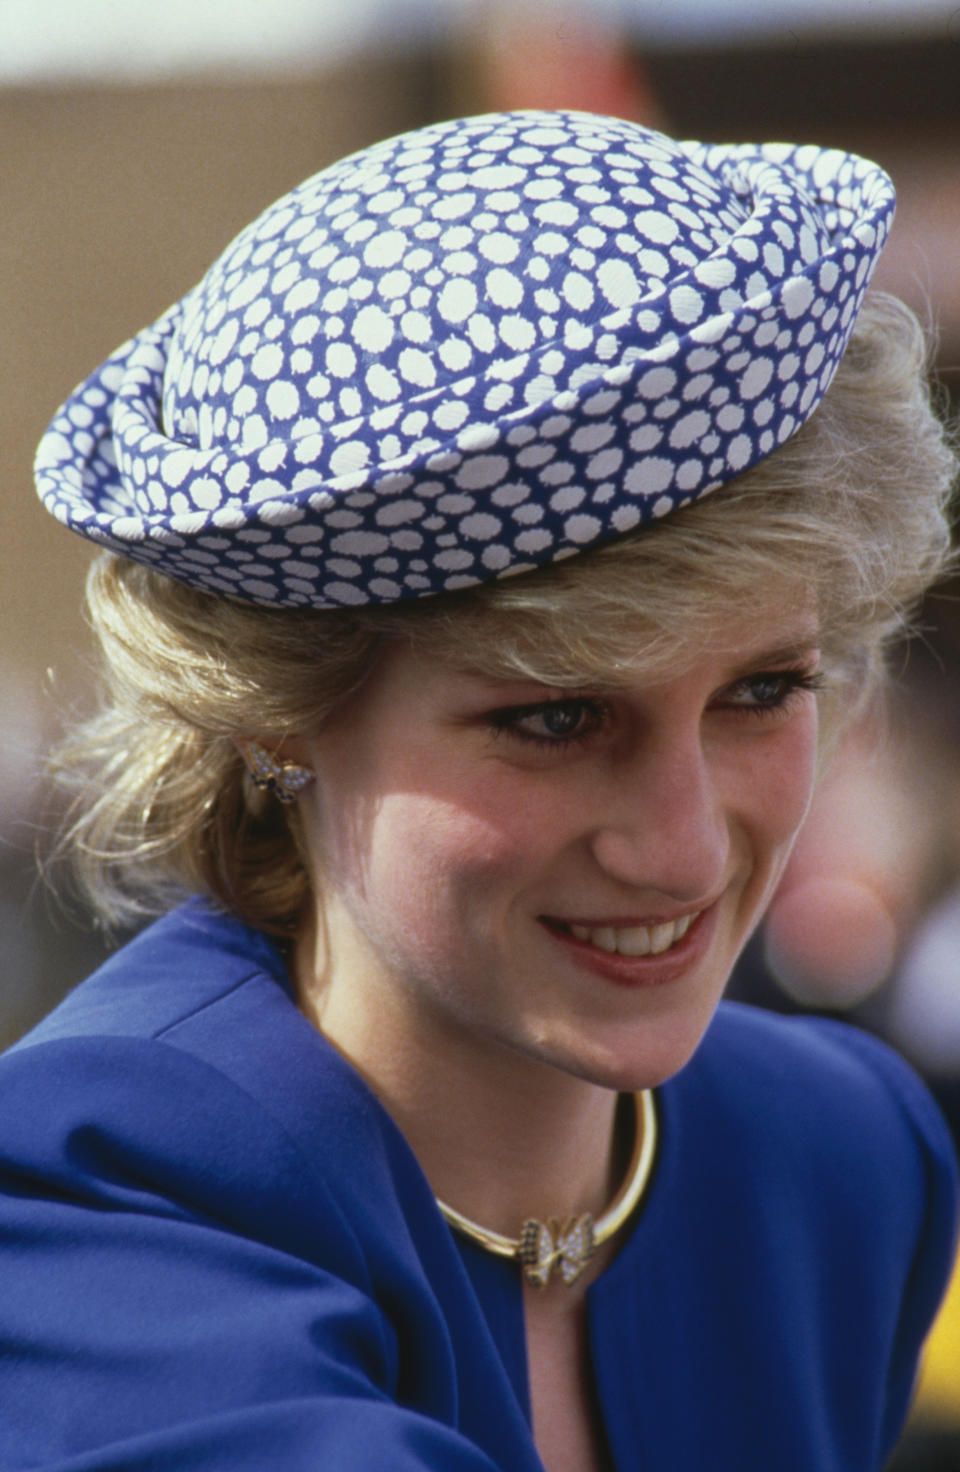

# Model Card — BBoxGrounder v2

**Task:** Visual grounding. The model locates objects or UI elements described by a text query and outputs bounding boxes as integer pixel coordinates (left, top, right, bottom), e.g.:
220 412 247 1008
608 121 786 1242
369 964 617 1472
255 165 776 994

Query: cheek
331 788 536 936
747 715 820 863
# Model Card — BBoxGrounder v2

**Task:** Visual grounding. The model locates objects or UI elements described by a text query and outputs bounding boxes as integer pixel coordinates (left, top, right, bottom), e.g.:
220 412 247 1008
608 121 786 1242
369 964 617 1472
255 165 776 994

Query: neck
388 1044 624 1240
295 923 623 1241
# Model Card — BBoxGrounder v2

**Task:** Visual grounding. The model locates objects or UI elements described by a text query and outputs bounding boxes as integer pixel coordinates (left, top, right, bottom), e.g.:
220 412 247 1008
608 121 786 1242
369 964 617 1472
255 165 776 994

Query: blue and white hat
36 111 895 608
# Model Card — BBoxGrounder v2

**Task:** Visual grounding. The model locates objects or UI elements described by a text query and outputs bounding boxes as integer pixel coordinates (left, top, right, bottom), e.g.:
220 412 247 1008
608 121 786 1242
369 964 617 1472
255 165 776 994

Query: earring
244 742 314 804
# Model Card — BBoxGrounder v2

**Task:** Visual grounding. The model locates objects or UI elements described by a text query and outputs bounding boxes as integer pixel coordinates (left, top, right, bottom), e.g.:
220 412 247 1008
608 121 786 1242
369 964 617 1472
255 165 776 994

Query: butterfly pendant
519 1214 596 1288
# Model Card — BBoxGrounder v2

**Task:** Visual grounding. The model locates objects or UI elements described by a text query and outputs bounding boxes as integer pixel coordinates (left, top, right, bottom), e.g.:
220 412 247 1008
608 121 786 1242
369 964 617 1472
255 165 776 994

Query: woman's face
293 607 822 1095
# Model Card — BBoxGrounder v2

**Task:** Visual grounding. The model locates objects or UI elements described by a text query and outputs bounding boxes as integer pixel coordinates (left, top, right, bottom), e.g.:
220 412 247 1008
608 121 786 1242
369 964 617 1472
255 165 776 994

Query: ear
234 738 314 805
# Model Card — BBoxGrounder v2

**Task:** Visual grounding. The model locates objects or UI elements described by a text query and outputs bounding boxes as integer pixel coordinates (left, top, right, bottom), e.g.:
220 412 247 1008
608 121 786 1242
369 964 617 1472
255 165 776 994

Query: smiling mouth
550 913 701 957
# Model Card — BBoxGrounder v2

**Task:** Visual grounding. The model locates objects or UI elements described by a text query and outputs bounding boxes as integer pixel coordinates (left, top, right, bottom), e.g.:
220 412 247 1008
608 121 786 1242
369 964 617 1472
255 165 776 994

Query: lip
540 903 718 988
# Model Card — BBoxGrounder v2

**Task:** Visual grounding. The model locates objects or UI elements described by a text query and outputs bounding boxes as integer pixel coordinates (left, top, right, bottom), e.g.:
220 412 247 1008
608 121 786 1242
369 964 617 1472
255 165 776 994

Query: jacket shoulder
697 1001 958 1174
12 899 290 1046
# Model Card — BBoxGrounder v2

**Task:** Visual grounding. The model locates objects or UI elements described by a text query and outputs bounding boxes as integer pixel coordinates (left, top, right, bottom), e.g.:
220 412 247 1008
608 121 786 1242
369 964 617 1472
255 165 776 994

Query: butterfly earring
241 741 314 804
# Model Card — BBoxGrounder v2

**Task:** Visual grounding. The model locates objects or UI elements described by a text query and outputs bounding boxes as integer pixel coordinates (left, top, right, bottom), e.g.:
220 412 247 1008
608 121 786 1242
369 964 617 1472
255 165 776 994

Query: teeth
618 927 651 957
650 923 674 954
567 912 698 957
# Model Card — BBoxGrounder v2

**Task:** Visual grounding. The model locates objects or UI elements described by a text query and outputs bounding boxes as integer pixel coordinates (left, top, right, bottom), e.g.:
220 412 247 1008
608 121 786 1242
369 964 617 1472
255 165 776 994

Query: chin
533 1009 720 1095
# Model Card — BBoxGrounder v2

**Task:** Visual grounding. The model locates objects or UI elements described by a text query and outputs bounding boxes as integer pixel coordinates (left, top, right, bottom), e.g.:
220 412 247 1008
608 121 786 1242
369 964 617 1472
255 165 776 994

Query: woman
3 111 957 1471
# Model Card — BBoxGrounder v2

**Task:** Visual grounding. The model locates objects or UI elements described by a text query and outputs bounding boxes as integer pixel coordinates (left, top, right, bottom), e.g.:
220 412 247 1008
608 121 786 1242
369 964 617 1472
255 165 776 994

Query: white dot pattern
35 112 895 608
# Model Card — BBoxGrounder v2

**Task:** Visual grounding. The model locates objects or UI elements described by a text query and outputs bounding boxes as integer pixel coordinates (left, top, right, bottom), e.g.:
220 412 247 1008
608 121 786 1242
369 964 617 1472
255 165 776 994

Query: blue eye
722 669 823 713
487 697 607 748
528 703 589 738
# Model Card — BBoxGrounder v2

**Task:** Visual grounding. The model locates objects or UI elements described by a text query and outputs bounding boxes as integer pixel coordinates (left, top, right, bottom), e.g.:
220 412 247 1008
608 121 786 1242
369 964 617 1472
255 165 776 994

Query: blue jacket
0 900 956 1470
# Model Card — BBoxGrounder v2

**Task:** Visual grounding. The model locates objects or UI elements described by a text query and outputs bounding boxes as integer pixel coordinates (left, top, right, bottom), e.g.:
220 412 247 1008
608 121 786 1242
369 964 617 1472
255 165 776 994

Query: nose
588 727 731 902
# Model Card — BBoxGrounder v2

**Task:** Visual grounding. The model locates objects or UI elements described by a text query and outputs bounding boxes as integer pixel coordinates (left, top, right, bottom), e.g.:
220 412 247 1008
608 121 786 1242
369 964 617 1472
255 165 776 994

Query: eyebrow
447 631 822 693
733 636 821 670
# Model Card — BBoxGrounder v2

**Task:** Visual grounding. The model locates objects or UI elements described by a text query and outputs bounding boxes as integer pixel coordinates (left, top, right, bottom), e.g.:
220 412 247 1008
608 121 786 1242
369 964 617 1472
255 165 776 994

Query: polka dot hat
35 111 895 608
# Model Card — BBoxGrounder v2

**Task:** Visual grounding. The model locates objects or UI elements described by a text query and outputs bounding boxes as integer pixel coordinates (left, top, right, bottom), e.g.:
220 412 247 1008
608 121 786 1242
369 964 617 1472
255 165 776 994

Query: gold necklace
437 1091 657 1288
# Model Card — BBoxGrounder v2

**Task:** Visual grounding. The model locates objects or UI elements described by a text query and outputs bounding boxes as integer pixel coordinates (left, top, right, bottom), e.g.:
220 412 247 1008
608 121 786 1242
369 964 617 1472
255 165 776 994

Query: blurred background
1 1 958 1461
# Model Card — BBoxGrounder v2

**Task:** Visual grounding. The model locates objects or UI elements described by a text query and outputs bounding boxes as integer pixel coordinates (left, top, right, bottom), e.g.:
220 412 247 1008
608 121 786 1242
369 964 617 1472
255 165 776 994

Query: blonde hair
51 294 956 935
